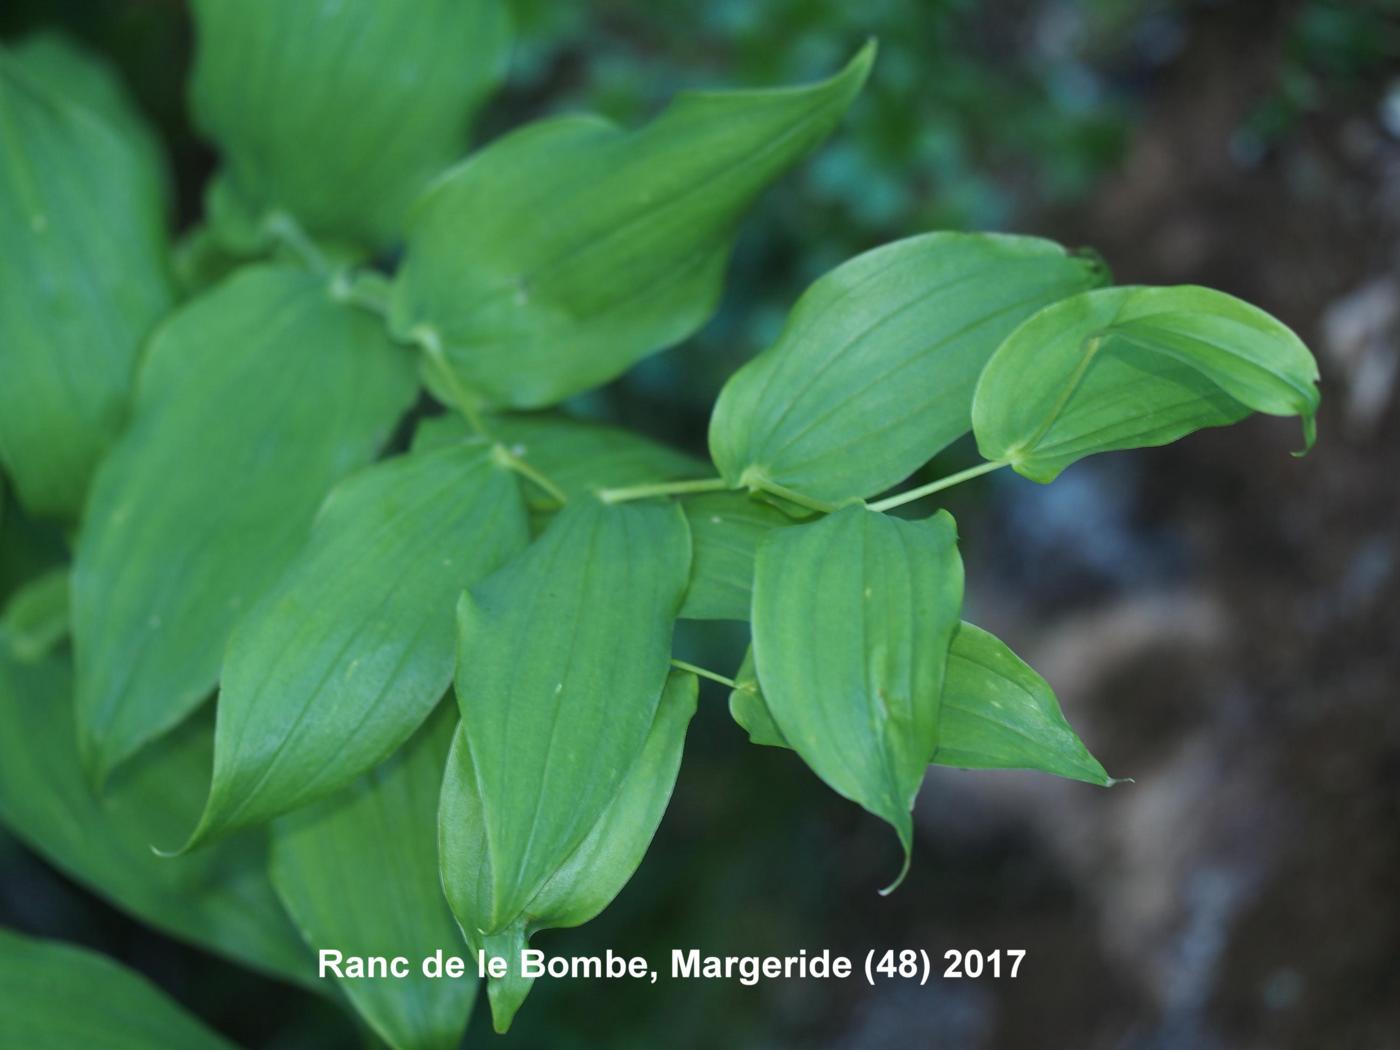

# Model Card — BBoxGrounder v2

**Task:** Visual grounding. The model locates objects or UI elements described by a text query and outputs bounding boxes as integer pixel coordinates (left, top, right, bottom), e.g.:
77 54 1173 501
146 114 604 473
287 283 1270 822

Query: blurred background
2 1 1398 1047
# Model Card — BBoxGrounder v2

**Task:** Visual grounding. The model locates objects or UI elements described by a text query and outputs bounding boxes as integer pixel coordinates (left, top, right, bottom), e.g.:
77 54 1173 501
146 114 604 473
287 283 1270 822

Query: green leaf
271 702 473 1050
190 443 528 846
189 0 509 249
0 929 238 1050
727 648 787 747
0 649 313 988
710 233 1107 504
450 499 690 937
413 411 706 506
0 567 69 663
972 285 1321 483
751 506 963 890
7 32 170 206
730 624 1113 786
72 265 416 785
933 623 1112 785
679 491 793 621
389 43 875 409
0 51 174 517
442 671 697 1033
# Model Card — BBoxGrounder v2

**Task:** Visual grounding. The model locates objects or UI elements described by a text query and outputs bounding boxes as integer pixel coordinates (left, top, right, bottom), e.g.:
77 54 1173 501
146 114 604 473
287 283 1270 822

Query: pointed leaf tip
195 443 528 845
391 42 875 409
752 507 963 891
484 928 532 1034
877 820 914 897
973 284 1322 482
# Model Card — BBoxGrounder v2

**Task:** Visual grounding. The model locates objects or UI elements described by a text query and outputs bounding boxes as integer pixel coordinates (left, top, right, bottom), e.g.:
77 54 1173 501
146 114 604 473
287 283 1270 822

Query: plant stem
867 460 1008 513
410 325 491 437
264 210 328 274
751 478 839 514
598 476 731 504
669 658 737 690
331 268 392 319
493 445 568 505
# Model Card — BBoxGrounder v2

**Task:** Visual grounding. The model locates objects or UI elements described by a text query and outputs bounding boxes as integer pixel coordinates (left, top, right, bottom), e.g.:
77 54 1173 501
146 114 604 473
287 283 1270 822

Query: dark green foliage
0 6 1321 1044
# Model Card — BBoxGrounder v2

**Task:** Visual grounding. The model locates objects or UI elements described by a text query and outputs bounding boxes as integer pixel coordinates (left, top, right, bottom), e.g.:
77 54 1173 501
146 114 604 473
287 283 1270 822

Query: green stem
867 460 1007 513
410 325 491 437
598 476 731 504
670 658 737 690
749 477 840 514
331 268 392 319
264 210 328 275
493 445 568 505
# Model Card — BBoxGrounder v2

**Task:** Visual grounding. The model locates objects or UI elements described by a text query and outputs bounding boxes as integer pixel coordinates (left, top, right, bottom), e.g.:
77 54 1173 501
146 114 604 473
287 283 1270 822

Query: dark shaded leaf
0 648 313 988
0 929 238 1050
0 52 173 516
272 703 473 1050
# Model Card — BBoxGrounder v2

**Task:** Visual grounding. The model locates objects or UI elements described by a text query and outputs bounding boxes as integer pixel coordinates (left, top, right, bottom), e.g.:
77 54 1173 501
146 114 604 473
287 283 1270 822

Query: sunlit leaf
272 702 473 1050
442 671 697 1033
752 506 963 889
449 500 690 939
389 43 875 409
0 648 313 988
0 929 238 1050
0 51 173 517
72 265 416 784
189 443 527 846
972 285 1320 483
710 233 1106 504
189 0 509 248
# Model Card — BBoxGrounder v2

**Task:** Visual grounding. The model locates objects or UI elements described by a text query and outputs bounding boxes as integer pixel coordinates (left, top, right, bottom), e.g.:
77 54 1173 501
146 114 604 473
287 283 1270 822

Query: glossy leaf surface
192 443 527 845
272 703 473 1050
973 285 1320 482
442 672 697 1032
0 52 173 517
710 233 1106 503
73 265 416 783
0 648 312 988
680 491 793 621
752 506 963 887
189 0 509 248
390 44 874 408
451 499 690 934
0 929 237 1050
